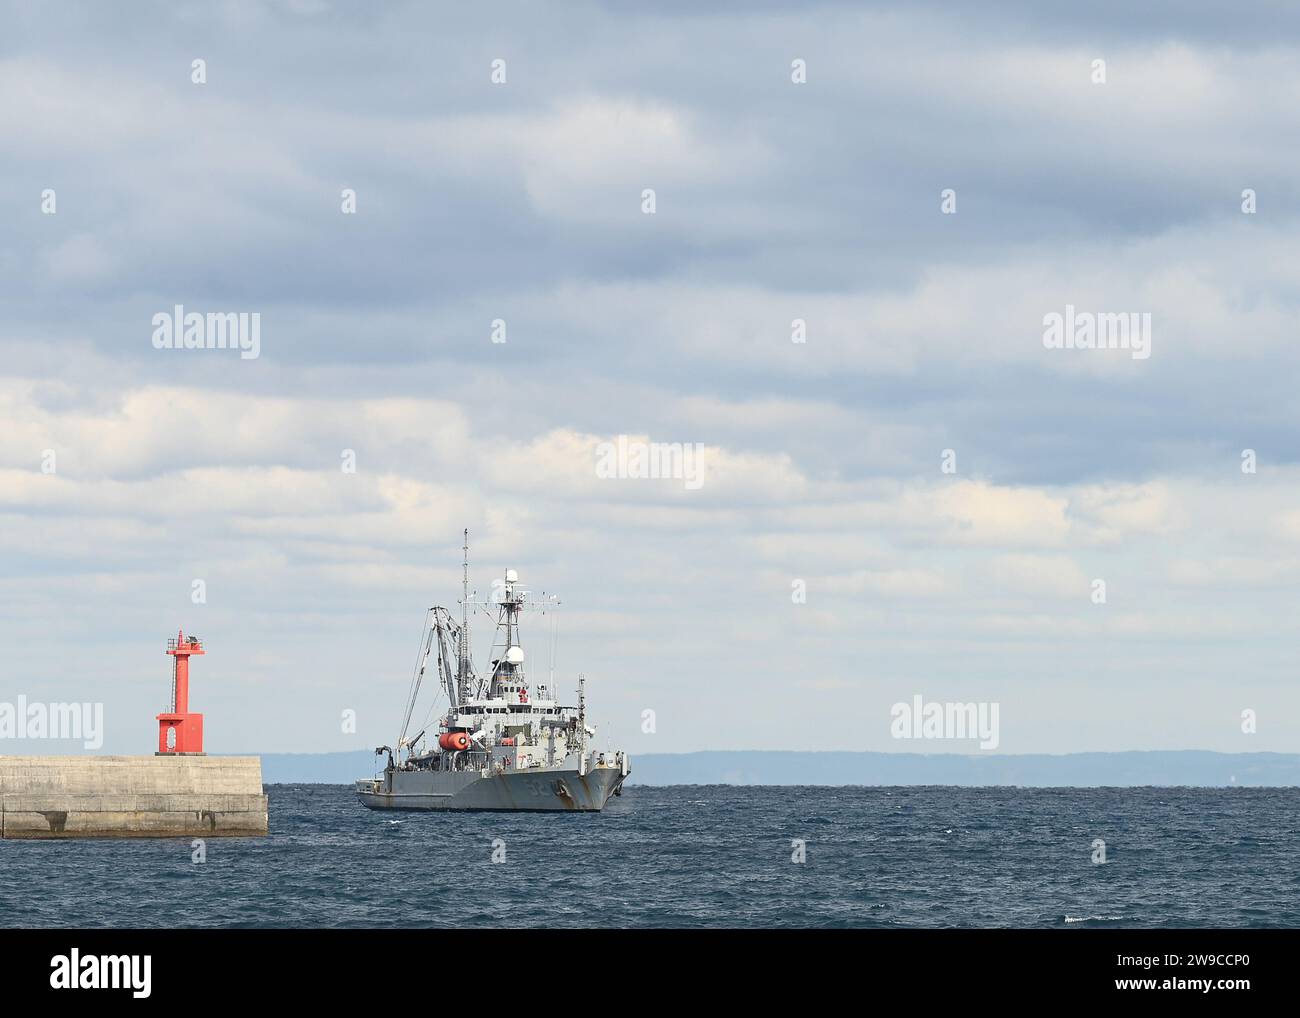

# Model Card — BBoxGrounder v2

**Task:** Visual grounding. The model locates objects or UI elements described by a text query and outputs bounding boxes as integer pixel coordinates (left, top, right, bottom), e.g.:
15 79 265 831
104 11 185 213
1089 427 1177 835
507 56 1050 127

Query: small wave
1064 914 1123 924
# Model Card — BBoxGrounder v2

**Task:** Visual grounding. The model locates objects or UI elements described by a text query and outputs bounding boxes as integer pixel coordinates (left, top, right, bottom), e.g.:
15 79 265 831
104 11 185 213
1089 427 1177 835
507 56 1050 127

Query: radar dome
505 646 525 665
505 568 518 583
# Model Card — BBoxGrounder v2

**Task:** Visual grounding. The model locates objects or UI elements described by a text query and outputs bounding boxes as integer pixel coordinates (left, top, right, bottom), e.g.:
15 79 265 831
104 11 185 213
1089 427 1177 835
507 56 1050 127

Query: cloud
4 2 1300 755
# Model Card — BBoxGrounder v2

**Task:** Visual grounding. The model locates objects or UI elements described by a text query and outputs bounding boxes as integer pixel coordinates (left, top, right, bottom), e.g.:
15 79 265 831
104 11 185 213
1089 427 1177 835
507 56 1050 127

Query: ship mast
575 671 590 774
458 528 469 704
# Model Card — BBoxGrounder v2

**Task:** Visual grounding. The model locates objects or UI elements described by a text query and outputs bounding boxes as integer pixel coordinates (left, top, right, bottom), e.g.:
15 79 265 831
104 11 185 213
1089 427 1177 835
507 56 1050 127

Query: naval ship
356 533 629 812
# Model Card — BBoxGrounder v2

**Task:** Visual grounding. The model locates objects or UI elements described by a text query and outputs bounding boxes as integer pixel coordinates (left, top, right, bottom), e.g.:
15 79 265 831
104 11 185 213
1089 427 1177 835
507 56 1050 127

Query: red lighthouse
156 629 206 755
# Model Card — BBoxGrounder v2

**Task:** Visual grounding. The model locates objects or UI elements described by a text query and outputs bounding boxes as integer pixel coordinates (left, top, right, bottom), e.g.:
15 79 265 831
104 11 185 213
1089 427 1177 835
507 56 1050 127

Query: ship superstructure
355 532 629 812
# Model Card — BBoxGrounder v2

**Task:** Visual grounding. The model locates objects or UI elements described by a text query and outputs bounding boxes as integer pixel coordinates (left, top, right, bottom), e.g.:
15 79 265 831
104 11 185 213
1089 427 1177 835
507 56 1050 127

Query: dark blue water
3 785 1298 927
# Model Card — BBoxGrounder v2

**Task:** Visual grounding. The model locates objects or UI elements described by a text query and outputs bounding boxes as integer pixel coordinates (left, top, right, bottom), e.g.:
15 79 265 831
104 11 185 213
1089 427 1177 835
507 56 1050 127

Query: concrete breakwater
0 755 268 838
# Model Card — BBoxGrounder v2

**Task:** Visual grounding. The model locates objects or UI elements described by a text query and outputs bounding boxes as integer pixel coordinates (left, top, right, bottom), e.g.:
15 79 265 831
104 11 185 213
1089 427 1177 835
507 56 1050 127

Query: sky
2 1 1299 759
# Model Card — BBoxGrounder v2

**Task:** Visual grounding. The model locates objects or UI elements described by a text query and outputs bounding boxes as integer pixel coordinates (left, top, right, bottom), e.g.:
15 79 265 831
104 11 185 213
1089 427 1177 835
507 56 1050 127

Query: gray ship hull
356 764 626 812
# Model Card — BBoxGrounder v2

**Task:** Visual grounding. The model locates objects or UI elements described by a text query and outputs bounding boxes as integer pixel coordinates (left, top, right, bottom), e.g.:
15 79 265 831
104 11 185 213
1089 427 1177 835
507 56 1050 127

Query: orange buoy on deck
438 732 471 751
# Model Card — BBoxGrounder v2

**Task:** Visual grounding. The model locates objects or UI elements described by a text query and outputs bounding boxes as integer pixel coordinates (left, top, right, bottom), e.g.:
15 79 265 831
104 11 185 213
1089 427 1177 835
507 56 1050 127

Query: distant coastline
253 749 1300 787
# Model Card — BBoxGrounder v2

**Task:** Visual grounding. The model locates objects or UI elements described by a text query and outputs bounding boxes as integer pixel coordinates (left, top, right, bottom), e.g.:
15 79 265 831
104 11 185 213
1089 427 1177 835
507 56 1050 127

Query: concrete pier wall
0 756 268 838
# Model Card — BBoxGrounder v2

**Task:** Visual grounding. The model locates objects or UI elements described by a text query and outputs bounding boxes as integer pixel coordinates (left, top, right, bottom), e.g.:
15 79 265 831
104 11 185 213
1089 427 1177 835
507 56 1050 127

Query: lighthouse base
157 711 204 754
